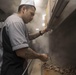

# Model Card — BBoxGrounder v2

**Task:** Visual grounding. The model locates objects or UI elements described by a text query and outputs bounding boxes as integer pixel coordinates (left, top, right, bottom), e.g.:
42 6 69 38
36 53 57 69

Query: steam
26 0 49 54
33 35 49 54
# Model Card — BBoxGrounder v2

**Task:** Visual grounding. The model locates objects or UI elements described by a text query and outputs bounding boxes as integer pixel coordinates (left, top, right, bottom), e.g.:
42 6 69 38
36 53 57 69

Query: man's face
23 7 35 23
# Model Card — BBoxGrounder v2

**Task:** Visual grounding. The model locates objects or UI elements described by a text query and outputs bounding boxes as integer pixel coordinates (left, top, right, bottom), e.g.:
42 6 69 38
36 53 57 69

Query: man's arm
29 28 48 40
15 47 48 62
29 31 42 40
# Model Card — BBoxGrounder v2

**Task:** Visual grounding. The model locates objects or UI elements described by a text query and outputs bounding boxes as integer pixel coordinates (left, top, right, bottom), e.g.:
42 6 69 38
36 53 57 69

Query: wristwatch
39 31 43 35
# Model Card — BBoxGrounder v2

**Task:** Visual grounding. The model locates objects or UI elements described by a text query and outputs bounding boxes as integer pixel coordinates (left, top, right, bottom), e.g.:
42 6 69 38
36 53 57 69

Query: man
0 23 3 75
1 0 49 75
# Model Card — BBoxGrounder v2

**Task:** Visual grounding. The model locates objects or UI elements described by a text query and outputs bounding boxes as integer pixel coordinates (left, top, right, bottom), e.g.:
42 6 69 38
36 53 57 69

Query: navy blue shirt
1 14 29 75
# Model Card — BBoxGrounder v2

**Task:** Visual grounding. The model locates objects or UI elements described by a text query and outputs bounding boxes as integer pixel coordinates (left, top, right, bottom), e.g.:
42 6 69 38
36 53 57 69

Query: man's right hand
39 54 49 62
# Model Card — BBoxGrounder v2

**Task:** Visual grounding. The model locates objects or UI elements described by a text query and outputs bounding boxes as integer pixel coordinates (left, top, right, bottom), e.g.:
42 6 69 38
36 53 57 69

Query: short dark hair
18 4 36 12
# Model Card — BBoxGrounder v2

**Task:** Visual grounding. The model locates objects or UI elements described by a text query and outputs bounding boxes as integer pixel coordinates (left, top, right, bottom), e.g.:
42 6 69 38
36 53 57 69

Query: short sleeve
7 22 29 51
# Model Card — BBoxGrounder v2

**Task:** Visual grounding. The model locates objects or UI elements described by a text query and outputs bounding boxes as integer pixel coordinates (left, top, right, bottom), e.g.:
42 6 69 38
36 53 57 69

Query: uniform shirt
1 13 29 75
0 29 3 75
0 22 4 75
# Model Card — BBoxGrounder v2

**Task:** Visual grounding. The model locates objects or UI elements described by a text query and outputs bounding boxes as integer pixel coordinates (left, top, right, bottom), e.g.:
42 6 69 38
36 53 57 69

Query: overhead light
36 28 39 31
43 14 46 17
42 14 46 20
42 23 45 27
42 16 45 20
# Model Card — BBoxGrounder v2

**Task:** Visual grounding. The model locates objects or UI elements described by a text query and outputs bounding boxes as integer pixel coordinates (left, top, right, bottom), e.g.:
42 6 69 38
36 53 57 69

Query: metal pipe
47 0 69 29
22 59 33 75
56 0 70 18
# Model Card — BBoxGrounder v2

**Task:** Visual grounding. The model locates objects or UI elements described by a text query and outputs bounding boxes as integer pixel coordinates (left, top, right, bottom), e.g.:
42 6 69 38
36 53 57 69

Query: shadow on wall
49 15 76 68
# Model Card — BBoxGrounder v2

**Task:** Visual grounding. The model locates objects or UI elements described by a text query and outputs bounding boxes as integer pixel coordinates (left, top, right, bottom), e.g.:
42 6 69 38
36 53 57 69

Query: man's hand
40 27 50 35
39 54 49 62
